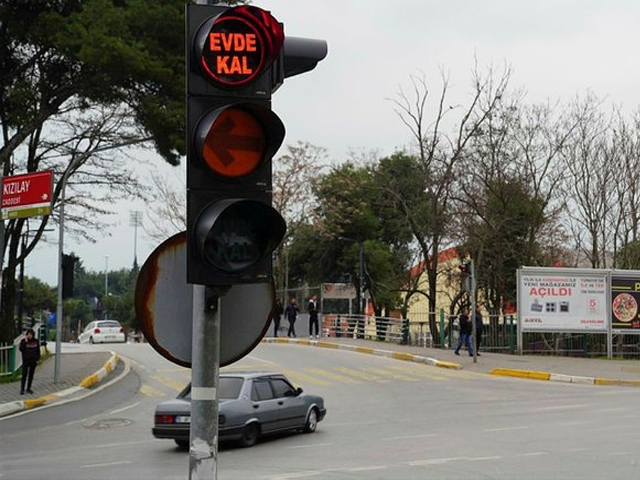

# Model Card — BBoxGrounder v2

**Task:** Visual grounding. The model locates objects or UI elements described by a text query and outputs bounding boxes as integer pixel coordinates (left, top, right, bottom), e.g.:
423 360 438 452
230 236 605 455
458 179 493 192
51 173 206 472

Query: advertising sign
519 270 608 331
611 275 640 330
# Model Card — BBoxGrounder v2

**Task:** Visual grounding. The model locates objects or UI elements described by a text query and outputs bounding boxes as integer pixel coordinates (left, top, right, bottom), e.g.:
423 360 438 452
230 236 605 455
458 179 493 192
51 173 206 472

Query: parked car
78 320 126 344
153 372 326 448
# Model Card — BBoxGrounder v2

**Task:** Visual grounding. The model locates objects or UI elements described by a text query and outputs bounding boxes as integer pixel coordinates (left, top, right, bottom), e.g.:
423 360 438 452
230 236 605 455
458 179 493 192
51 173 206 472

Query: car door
250 378 282 433
270 376 307 430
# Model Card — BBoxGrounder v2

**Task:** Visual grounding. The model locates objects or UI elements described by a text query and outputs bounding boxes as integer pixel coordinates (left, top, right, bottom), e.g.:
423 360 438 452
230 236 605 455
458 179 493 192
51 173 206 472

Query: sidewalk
264 336 640 386
0 344 120 418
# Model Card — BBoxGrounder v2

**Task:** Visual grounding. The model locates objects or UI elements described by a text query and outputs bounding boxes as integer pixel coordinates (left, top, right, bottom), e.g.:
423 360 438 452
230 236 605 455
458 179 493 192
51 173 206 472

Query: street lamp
130 210 142 268
104 255 109 319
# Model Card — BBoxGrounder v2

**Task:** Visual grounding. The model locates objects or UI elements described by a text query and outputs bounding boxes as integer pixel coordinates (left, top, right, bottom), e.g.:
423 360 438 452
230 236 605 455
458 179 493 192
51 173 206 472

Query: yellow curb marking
490 368 551 381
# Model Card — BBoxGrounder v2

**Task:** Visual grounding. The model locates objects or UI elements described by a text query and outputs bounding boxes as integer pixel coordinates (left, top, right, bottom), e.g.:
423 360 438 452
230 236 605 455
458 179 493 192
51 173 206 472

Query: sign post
1 170 53 220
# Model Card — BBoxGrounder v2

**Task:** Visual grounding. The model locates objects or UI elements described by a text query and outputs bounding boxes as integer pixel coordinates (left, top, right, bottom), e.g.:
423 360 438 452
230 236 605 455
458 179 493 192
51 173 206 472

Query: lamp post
130 210 142 268
104 255 109 319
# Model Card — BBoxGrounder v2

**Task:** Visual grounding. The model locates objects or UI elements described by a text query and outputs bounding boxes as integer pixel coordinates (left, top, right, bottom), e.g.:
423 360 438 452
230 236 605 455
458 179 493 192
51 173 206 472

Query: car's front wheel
239 423 260 447
303 408 318 433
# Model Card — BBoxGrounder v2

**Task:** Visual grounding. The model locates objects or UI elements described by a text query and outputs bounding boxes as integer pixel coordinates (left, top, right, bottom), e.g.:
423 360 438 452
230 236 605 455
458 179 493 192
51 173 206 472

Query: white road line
519 452 549 457
484 426 528 432
245 354 276 364
410 457 465 466
384 433 439 440
268 471 322 479
285 443 332 450
79 461 133 469
535 404 592 411
108 401 140 415
349 466 388 472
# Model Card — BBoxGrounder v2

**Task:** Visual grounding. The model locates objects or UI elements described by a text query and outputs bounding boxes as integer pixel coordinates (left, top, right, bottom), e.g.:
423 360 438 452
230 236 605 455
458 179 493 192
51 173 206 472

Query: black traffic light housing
62 254 76 299
186 4 287 286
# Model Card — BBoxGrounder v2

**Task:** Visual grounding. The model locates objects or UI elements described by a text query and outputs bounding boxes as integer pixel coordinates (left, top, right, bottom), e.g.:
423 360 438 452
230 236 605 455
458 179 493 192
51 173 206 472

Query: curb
489 368 640 387
0 352 120 418
262 338 462 370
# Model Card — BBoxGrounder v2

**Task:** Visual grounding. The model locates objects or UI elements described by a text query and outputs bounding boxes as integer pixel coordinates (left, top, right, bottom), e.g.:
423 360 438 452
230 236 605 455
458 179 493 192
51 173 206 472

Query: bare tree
387 64 510 343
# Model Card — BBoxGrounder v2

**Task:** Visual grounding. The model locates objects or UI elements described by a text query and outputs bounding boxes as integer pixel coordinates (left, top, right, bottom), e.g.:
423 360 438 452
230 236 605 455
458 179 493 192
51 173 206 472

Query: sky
24 0 640 286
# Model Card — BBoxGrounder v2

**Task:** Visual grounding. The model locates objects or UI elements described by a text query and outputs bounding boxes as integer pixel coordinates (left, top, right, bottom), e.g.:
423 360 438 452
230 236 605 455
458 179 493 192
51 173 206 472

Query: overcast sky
26 0 640 286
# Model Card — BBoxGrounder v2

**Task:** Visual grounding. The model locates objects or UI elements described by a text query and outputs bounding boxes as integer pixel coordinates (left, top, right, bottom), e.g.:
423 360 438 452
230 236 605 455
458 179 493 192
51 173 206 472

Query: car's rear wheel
175 439 189 449
239 423 260 447
303 408 318 433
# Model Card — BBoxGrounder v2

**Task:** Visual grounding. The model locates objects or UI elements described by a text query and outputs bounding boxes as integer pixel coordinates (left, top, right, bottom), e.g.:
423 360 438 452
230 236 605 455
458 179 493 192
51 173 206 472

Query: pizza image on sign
612 293 638 322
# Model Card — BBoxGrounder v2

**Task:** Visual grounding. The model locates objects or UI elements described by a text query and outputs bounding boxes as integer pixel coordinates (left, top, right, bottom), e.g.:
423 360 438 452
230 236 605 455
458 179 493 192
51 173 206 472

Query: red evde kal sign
1 170 53 220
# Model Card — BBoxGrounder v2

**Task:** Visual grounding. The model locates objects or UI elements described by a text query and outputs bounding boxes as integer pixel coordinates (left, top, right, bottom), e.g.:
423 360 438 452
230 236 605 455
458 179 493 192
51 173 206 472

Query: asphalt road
1 343 639 479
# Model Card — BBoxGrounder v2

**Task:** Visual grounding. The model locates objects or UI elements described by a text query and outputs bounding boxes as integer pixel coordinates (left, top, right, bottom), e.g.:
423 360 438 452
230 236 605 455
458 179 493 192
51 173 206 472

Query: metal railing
0 342 18 378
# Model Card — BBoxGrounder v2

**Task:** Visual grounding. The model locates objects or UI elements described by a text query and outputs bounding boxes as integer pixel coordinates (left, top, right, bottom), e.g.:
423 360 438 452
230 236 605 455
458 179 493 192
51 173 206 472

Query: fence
0 343 18 378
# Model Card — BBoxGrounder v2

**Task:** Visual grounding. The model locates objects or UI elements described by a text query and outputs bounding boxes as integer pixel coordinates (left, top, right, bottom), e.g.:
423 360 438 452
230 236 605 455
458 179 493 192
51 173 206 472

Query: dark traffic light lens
195 199 285 273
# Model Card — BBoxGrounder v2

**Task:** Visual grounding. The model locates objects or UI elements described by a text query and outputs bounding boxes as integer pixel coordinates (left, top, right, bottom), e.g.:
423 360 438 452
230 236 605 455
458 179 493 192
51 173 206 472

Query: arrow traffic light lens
194 104 285 179
199 108 265 177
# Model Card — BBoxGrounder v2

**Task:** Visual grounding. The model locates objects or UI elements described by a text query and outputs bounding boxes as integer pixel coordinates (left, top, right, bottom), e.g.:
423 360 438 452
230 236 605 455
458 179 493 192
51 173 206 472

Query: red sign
1 170 53 220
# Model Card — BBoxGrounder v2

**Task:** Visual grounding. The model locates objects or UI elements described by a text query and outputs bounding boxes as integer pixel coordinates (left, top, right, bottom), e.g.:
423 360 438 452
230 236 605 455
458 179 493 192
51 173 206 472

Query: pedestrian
285 298 299 338
19 328 41 395
308 295 319 339
475 307 484 356
273 298 284 337
454 308 474 357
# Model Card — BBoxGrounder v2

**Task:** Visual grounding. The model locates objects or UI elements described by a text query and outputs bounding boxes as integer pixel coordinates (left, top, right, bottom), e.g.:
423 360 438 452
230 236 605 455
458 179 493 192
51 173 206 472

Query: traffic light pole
470 259 477 364
189 285 223 480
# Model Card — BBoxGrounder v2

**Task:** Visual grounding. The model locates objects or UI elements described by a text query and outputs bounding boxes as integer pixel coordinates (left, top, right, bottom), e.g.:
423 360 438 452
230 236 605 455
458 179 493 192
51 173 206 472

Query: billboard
518 269 608 331
611 275 640 330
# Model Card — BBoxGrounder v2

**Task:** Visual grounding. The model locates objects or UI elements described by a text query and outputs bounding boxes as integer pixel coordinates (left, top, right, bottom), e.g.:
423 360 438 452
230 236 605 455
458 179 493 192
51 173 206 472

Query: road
1 342 639 479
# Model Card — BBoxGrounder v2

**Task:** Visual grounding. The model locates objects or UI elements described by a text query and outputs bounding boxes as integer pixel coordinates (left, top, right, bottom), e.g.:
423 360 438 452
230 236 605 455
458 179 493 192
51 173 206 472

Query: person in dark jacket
273 298 284 337
19 329 41 395
308 295 319 339
285 298 299 338
454 308 474 357
475 308 484 356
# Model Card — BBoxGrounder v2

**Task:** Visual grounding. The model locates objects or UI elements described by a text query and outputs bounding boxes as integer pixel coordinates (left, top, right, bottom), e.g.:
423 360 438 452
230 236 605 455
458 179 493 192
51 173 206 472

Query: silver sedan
152 371 327 448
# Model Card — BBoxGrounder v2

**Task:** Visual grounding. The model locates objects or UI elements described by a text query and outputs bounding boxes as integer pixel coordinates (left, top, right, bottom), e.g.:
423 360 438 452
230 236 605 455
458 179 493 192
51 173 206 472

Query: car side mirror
296 387 303 396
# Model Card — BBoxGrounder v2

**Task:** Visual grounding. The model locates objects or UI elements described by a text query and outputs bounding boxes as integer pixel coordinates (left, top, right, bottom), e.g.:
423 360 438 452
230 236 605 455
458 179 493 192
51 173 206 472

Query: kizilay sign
1 170 53 220
519 271 608 331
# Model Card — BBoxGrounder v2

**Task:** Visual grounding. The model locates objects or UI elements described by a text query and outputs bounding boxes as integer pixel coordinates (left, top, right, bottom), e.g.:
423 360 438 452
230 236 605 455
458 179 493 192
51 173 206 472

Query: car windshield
98 321 121 328
182 377 243 400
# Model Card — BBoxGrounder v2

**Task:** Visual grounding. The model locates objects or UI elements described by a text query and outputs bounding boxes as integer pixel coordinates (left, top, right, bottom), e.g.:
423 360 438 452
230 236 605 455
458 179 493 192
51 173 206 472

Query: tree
0 0 189 342
387 66 510 342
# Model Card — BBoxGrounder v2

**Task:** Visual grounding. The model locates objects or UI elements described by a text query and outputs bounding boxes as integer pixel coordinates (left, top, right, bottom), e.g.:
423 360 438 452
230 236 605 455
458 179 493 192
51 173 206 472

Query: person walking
273 298 284 337
19 328 41 395
308 295 319 339
475 307 484 356
285 298 299 338
454 308 474 357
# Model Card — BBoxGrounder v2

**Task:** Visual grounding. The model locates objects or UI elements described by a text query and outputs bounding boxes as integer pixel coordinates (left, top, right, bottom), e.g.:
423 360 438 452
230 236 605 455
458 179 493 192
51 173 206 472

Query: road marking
280 369 331 387
334 366 387 382
386 365 447 380
150 375 187 392
535 404 592 411
364 366 420 382
411 456 502 466
140 384 166 398
245 354 277 364
79 461 133 469
268 471 322 479
305 368 362 384
384 433 438 440
108 401 140 415
519 452 549 457
349 466 387 472
285 443 332 450
484 426 528 432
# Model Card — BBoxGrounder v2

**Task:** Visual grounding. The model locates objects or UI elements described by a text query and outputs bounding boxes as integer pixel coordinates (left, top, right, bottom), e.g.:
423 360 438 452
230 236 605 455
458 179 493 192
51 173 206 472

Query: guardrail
0 343 17 378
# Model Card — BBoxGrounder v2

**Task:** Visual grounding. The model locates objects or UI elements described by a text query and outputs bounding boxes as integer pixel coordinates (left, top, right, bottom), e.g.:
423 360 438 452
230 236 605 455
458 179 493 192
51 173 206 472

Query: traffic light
62 254 75 299
38 326 47 345
458 260 472 276
459 259 474 292
186 4 287 286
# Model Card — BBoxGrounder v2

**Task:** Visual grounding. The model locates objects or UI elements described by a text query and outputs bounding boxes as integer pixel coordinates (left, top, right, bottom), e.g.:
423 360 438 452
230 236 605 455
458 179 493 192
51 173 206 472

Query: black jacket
19 338 41 363
459 314 472 335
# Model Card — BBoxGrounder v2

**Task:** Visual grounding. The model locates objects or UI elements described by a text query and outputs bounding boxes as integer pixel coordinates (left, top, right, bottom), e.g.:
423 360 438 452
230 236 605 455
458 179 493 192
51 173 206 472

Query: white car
79 320 126 344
